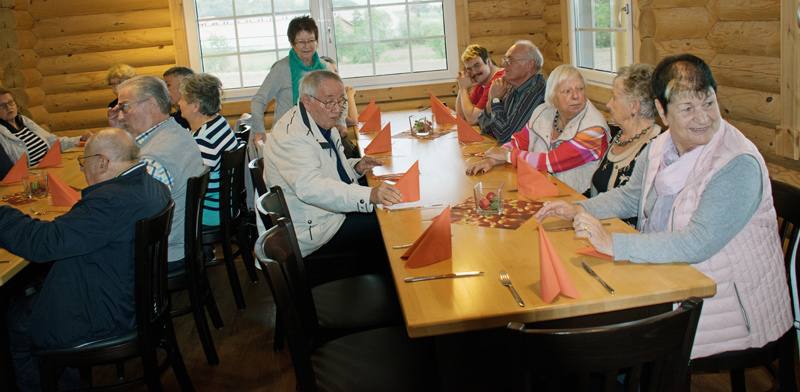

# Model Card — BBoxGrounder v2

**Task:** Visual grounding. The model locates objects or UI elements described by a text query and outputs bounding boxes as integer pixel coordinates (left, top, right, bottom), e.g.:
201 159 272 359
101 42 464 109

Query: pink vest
642 120 792 359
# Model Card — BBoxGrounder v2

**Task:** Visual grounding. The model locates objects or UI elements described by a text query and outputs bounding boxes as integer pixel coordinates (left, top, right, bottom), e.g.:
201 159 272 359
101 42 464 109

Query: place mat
450 197 543 230
393 125 457 140
1 191 39 206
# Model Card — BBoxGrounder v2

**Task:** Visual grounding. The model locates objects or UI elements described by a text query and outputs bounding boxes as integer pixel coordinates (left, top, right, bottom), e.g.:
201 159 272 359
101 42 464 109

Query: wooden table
0 147 86 392
359 110 717 339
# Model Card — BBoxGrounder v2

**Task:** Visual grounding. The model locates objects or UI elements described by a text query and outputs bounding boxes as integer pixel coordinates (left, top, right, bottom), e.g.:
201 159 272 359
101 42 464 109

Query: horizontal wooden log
542 60 563 77
542 41 563 62
765 161 800 188
652 7 714 41
469 17 545 38
706 0 779 21
710 54 780 94
0 48 19 69
587 83 612 107
45 107 109 132
543 0 559 5
0 28 18 49
25 86 44 107
359 82 457 103
707 21 780 57
16 30 35 50
472 33 547 57
42 64 167 94
45 89 115 113
775 126 800 160
544 23 561 42
26 105 48 126
0 9 14 29
12 0 30 11
0 0 14 7
653 0 708 8
14 10 33 30
468 0 544 21
542 4 560 24
653 38 715 64
717 85 780 126
638 7 656 39
2 68 23 88
35 9 172 38
21 67 41 87
38 46 175 76
10 87 27 107
727 118 776 155
35 27 174 57
28 0 166 19
18 49 38 69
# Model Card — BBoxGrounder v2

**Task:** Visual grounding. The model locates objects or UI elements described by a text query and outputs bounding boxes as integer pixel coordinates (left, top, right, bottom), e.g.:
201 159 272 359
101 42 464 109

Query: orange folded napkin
538 222 579 303
359 107 382 133
48 173 81 207
576 246 614 261
402 206 452 268
456 115 484 143
518 159 558 197
430 93 456 125
358 99 377 122
394 160 420 203
78 141 86 147
1 153 28 184
364 123 392 155
36 140 62 168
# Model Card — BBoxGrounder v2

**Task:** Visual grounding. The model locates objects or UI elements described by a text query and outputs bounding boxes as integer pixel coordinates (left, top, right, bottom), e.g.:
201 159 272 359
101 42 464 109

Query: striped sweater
192 114 238 226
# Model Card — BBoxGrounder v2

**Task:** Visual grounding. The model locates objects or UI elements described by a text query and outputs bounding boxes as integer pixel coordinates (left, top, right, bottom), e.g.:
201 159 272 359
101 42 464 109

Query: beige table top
0 147 87 285
359 110 717 338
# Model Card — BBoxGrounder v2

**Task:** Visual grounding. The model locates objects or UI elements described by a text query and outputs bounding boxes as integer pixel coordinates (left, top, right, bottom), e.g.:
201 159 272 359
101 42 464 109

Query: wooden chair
254 219 438 392
202 142 259 310
33 201 194 392
248 157 267 198
690 179 800 392
168 169 223 366
506 297 704 392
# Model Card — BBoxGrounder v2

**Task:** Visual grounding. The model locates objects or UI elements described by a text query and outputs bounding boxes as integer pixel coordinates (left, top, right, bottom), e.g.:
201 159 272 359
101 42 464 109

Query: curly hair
615 63 656 120
179 73 223 116
106 64 137 84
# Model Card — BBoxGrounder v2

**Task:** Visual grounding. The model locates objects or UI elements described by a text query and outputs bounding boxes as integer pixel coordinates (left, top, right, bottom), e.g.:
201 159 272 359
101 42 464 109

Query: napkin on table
430 93 456 125
1 153 27 184
48 173 81 207
402 206 452 268
358 99 377 122
456 115 484 143
364 123 392 155
576 246 614 261
359 107 382 133
394 160 420 203
518 159 558 197
36 140 62 168
538 222 579 303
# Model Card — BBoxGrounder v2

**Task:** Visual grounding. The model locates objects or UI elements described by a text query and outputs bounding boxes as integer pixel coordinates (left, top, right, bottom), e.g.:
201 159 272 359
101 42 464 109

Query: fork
499 269 525 307
29 208 56 216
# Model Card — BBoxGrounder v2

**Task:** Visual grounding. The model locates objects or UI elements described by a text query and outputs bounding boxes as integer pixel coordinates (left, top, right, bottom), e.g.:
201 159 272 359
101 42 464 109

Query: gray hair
544 64 586 106
106 64 137 84
298 70 342 99
118 76 172 115
614 63 656 120
179 73 223 116
89 128 140 163
513 40 544 71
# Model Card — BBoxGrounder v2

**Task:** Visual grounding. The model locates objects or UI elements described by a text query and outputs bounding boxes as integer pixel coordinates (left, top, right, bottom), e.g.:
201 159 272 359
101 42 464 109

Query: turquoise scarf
289 50 327 104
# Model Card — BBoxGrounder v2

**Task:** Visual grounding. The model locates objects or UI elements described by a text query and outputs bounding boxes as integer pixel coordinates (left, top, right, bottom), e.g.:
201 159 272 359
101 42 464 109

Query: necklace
613 124 653 147
553 111 564 133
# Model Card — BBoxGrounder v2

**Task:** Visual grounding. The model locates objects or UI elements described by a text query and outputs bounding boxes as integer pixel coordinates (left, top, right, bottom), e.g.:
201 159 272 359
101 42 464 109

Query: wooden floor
90 256 798 391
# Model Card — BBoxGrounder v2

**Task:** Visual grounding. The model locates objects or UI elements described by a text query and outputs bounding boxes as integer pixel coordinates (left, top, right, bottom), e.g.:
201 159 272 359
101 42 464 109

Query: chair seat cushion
312 273 403 332
312 326 439 392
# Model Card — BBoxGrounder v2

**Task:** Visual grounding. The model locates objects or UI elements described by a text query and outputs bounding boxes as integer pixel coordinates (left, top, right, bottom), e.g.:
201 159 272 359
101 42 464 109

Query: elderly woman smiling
535 54 791 360
466 64 609 194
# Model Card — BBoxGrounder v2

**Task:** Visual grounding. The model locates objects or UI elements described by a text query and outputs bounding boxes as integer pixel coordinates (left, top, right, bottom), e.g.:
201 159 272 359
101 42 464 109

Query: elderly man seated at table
0 88 91 168
3 128 171 392
116 75 204 271
467 64 609 194
536 54 792 360
262 70 401 285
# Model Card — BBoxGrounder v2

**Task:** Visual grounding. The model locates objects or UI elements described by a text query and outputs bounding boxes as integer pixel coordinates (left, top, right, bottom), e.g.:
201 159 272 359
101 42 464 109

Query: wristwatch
492 98 500 105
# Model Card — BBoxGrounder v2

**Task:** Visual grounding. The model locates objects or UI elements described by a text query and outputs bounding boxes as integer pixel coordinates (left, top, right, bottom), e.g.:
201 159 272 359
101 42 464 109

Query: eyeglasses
295 39 317 47
0 100 16 110
466 61 485 73
310 95 347 110
77 154 103 167
117 99 148 114
501 57 528 65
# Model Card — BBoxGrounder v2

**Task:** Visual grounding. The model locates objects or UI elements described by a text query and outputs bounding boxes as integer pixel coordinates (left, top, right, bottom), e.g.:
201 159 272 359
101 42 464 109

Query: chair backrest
218 142 247 224
772 179 800 360
248 157 268 197
505 297 703 392
256 185 291 231
254 218 319 391
134 200 175 348
185 168 210 280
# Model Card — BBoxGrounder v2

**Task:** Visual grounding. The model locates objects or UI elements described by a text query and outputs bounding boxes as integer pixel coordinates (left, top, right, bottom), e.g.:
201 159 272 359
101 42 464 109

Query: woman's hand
482 147 507 161
465 159 497 175
535 200 585 222
573 211 614 257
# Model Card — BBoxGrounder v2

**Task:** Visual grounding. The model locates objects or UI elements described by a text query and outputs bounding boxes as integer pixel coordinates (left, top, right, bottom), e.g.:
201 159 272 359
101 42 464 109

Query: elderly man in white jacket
262 70 401 285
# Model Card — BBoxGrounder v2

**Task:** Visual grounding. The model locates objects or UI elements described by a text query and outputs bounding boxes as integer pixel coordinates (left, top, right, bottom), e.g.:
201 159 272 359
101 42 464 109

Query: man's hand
80 131 93 141
108 107 122 128
336 125 348 138
355 156 384 175
253 132 267 144
456 68 476 90
370 182 402 206
488 77 510 102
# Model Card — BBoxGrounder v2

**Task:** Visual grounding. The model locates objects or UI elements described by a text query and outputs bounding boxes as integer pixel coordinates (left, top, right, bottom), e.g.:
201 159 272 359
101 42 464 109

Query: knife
386 203 443 212
405 271 484 282
544 222 611 231
581 262 615 294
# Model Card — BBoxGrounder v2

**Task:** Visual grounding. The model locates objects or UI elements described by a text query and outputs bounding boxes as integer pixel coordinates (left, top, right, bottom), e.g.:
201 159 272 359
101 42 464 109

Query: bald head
82 128 140 186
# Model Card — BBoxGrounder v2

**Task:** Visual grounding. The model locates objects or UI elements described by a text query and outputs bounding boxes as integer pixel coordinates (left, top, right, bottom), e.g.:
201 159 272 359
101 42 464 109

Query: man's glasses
295 39 317 47
466 61 484 73
117 99 148 114
0 100 16 110
310 96 347 110
77 154 103 167
501 57 528 65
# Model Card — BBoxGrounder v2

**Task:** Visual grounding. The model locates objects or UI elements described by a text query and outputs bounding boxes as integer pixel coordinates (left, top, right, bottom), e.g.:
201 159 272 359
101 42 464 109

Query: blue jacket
0 164 171 348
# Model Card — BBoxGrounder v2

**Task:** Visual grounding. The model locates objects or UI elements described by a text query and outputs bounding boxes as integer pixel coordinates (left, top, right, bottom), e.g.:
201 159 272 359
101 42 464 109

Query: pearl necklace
613 124 653 147
553 111 564 133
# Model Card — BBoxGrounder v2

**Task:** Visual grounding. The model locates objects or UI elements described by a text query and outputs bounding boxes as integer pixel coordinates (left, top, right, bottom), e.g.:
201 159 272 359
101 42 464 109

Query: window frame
181 0 460 101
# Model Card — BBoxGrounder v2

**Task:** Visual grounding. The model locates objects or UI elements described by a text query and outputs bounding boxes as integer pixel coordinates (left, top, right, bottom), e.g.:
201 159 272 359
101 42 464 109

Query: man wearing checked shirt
115 75 204 271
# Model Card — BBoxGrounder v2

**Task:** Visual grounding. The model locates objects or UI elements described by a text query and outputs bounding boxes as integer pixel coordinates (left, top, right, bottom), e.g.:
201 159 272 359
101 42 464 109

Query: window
183 0 459 99
567 0 633 86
